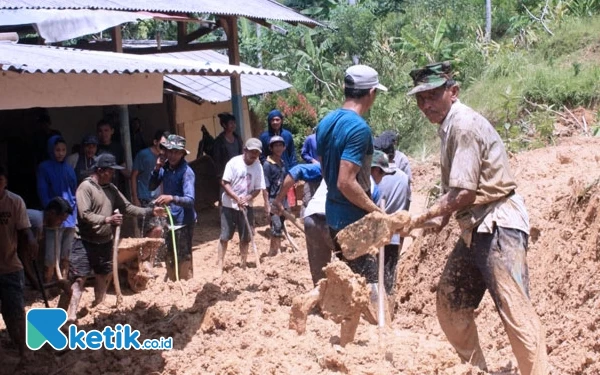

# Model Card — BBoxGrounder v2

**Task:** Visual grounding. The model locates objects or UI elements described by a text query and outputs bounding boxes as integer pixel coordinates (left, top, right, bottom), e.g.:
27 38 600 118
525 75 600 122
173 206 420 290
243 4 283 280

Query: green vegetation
241 0 600 155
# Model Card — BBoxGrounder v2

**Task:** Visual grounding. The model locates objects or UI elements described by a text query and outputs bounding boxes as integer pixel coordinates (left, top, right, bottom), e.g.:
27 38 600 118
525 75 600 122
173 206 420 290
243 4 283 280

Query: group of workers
0 60 548 374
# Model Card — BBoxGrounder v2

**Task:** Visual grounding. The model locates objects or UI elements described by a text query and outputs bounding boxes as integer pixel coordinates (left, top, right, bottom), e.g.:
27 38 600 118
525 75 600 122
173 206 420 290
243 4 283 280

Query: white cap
344 65 388 92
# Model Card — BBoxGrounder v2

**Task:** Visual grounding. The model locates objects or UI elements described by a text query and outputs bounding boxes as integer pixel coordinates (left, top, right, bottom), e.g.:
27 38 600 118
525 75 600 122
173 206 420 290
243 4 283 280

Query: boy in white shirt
217 138 266 275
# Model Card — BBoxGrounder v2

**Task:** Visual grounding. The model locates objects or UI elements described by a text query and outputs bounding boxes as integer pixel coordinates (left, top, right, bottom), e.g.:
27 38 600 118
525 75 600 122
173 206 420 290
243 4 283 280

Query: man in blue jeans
0 166 38 359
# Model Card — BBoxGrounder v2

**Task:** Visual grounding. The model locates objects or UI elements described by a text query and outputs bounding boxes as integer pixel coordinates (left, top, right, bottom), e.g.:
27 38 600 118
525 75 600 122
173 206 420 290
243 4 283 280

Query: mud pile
2 137 600 374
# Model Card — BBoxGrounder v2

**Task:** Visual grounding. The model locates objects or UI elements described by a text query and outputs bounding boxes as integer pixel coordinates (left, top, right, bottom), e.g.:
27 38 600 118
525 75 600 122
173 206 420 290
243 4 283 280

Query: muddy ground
2 136 600 374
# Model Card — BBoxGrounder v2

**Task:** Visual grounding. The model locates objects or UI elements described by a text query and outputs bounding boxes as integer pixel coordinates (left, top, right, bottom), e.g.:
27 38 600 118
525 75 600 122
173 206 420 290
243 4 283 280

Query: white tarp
0 9 152 43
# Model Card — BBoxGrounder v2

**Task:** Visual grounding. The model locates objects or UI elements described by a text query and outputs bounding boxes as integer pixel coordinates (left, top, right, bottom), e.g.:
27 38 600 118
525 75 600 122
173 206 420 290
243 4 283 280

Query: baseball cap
160 134 190 155
95 153 124 170
407 61 453 96
371 150 394 174
245 138 263 153
82 134 98 145
269 135 285 146
344 65 388 92
45 196 73 215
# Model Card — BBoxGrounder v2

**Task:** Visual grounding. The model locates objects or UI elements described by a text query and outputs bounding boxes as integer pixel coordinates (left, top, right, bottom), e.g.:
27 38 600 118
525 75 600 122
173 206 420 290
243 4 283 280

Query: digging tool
32 261 49 308
282 222 301 252
281 210 304 233
164 205 180 282
378 200 387 329
165 205 186 295
112 209 123 306
54 228 63 280
241 206 261 270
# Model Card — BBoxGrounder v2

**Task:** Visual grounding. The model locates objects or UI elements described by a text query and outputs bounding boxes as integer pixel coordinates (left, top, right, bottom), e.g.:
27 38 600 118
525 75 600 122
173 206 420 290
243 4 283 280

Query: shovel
112 209 123 306
377 200 387 329
282 221 301 252
241 206 261 270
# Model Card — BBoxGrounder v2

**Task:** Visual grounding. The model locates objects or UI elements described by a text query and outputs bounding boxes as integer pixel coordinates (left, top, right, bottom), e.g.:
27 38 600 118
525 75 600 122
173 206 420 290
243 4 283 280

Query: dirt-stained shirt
0 190 31 274
439 100 529 238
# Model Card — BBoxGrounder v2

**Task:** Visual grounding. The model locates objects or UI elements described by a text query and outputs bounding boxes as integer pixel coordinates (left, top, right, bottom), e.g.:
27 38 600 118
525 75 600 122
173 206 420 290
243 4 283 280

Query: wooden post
177 22 187 46
223 16 245 140
110 25 131 198
110 26 123 53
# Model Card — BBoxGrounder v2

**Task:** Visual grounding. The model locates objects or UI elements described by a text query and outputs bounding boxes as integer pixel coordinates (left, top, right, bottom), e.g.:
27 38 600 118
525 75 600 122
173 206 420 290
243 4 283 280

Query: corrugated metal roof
0 42 285 76
158 50 291 102
0 0 322 26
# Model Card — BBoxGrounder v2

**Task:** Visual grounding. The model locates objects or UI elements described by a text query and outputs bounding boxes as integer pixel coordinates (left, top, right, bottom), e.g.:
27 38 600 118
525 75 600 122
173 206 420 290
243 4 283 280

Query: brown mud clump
336 211 411 260
117 237 164 292
289 261 370 346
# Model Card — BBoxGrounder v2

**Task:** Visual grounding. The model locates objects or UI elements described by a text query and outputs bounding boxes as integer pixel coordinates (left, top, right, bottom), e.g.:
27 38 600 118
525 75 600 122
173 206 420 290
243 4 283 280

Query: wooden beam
222 16 245 139
110 26 123 53
177 22 186 45
123 40 229 54
184 26 218 44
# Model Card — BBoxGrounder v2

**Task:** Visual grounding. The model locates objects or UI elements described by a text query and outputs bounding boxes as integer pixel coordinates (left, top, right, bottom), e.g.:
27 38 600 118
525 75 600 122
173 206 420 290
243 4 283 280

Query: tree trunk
485 0 492 43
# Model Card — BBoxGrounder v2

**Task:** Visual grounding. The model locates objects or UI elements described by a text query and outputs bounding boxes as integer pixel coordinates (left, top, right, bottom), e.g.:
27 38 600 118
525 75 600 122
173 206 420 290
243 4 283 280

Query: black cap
94 153 124 170
45 197 73 215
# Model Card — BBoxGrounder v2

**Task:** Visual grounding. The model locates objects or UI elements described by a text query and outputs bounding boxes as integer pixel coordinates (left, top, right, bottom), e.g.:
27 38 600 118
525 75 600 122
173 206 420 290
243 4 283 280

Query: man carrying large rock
407 61 548 374
316 64 390 322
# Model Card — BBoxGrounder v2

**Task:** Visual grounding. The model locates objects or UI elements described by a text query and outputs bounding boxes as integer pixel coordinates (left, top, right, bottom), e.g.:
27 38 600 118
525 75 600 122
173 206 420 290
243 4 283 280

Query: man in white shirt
217 138 266 276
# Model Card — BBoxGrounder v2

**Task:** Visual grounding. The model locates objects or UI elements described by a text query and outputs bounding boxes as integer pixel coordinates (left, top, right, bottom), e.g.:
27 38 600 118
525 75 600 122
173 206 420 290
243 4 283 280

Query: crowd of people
0 61 548 374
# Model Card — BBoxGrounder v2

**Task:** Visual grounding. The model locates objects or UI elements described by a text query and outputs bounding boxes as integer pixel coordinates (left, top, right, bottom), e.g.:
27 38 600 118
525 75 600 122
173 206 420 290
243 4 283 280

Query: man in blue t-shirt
316 64 388 324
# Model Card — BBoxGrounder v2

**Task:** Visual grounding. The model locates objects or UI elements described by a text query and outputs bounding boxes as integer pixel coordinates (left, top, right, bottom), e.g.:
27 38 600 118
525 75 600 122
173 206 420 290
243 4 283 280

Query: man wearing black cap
407 61 547 374
64 154 165 323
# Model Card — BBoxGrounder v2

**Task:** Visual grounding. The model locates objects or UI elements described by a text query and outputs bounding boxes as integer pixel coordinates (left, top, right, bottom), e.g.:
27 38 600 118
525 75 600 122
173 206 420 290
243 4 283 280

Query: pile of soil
2 136 600 374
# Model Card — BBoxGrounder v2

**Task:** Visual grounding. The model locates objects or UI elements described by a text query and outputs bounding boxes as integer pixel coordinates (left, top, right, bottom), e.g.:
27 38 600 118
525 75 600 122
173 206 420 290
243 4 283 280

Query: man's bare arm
337 160 381 214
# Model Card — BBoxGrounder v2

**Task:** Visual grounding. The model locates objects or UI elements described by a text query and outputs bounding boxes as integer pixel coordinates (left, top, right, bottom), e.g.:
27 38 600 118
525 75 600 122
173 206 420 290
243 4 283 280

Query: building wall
174 96 251 159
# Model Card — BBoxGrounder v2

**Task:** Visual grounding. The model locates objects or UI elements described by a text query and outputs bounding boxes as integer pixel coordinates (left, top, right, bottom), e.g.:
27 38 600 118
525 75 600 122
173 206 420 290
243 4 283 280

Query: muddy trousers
304 214 334 286
436 226 548 375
